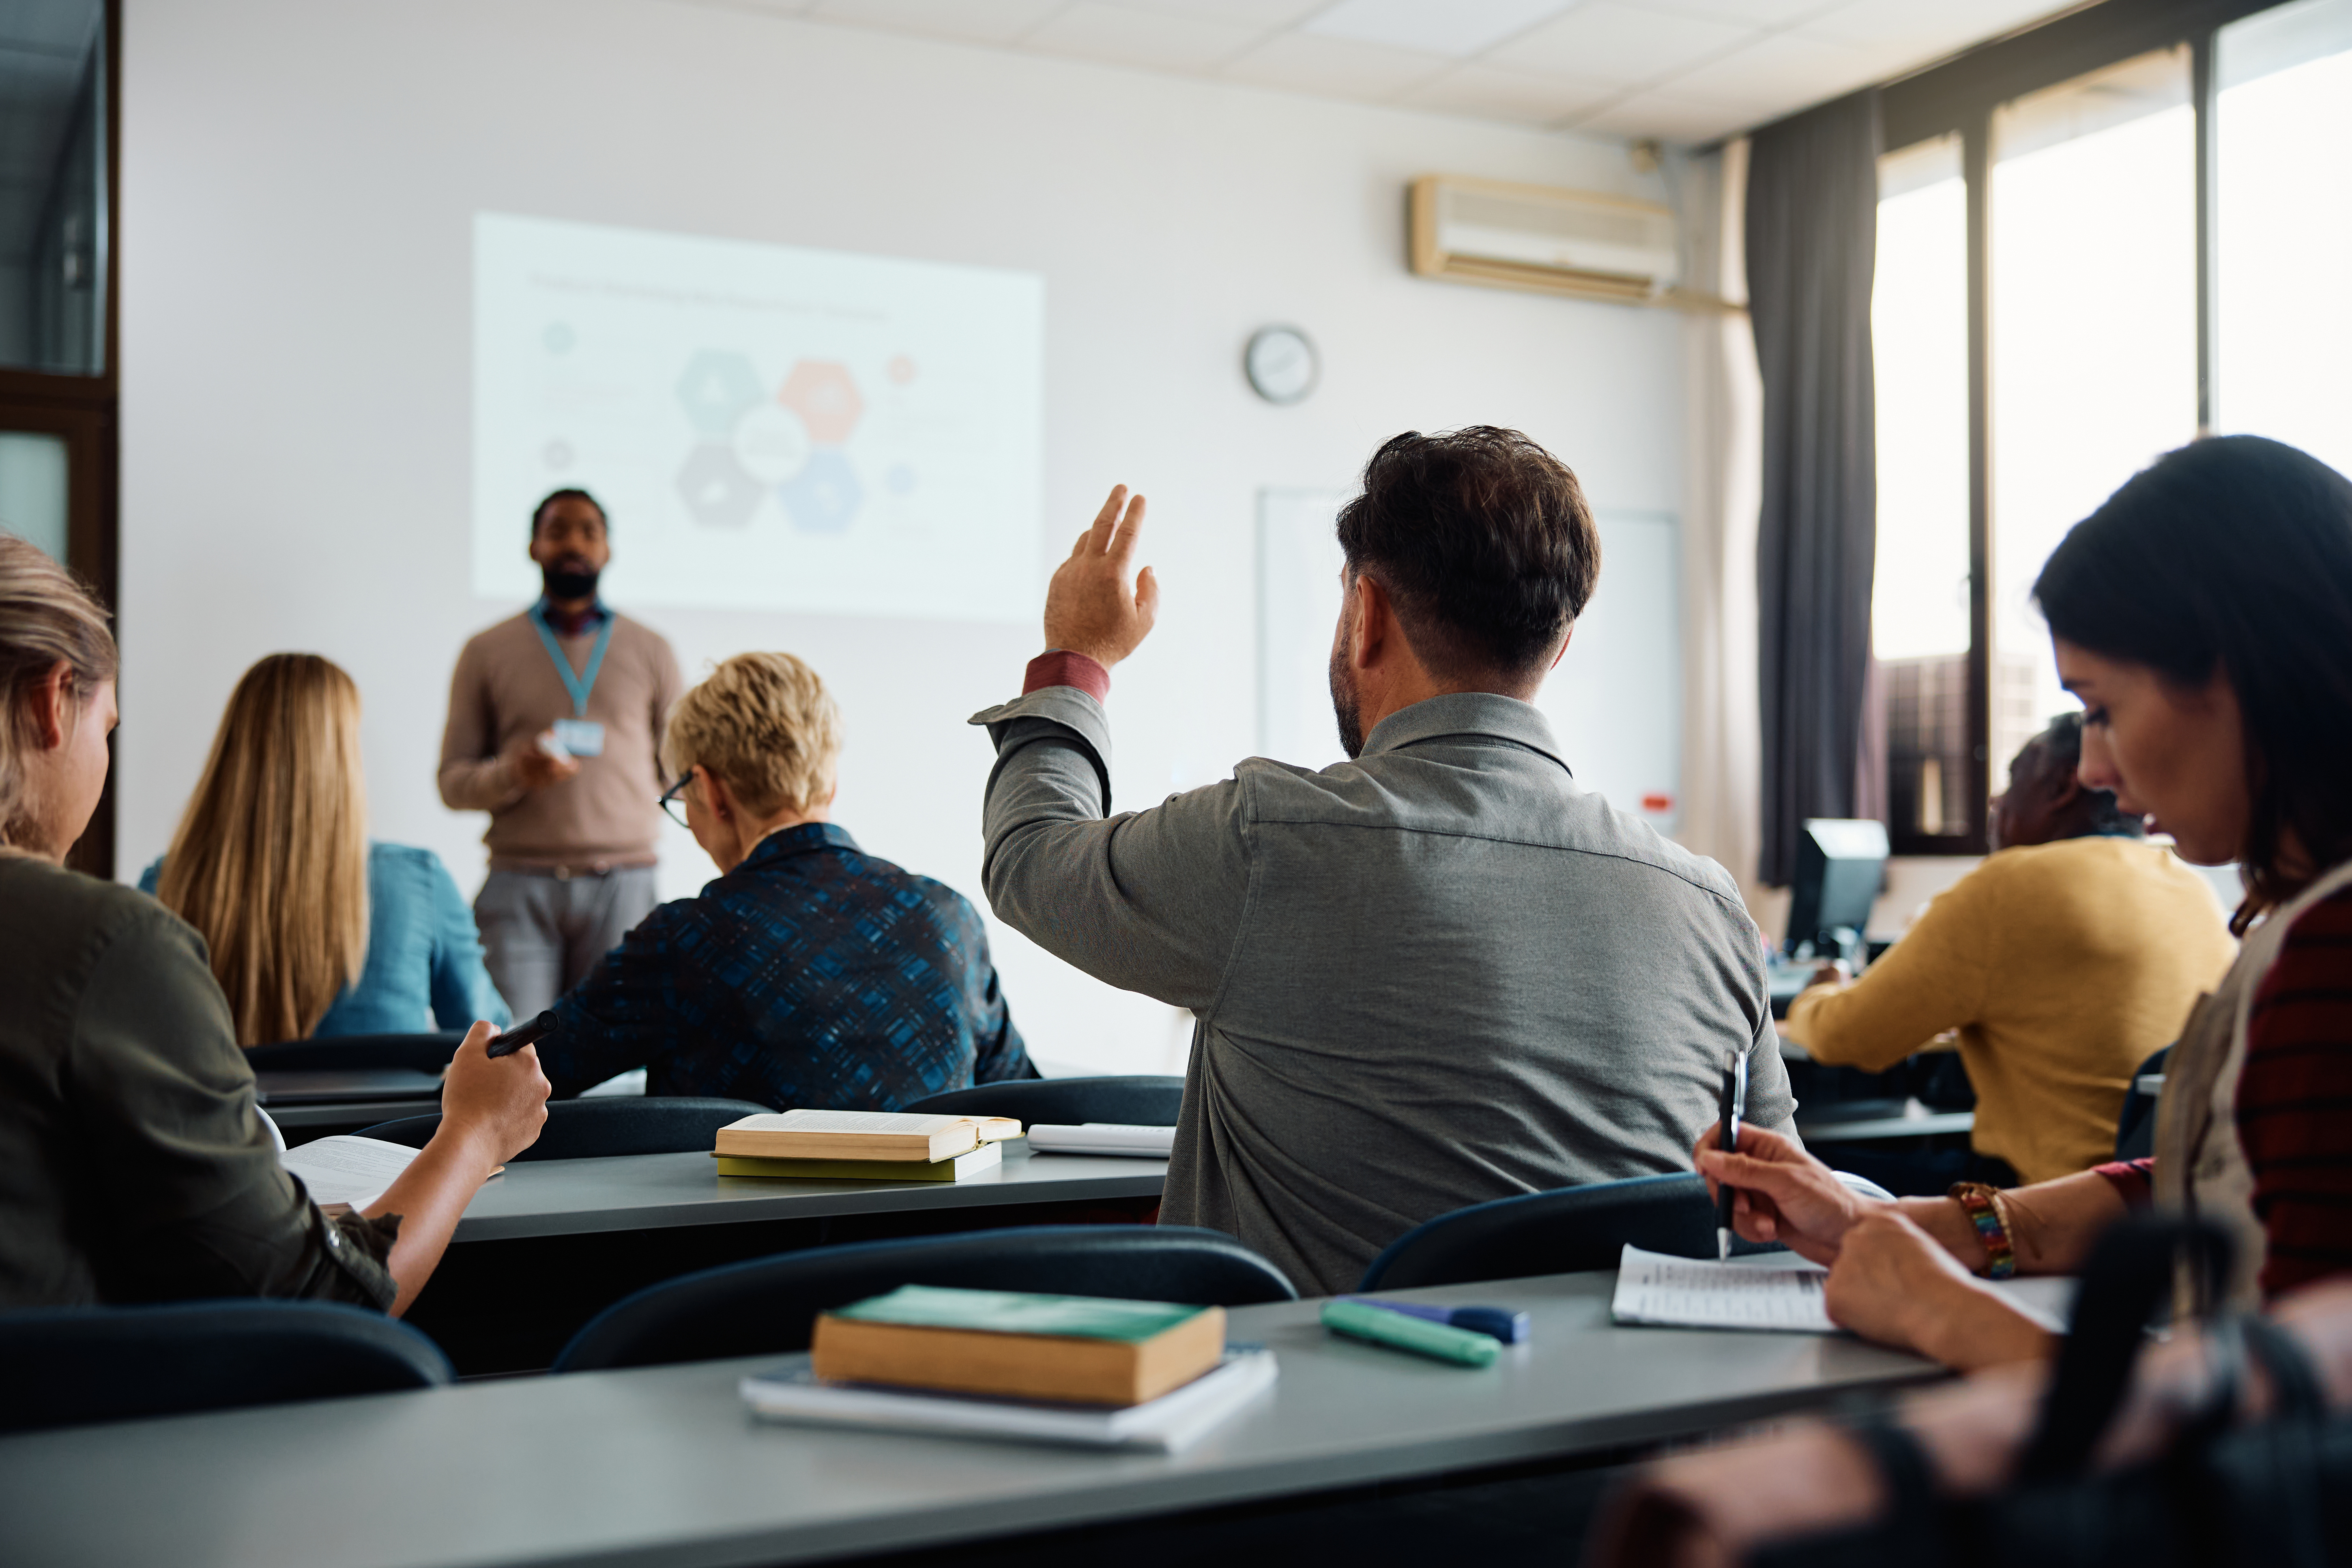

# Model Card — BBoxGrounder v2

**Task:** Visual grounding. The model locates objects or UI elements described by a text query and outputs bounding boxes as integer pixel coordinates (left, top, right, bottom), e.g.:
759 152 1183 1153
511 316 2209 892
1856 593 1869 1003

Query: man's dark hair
1334 427 1600 679
2024 712 2139 837
531 488 606 537
2034 435 2352 921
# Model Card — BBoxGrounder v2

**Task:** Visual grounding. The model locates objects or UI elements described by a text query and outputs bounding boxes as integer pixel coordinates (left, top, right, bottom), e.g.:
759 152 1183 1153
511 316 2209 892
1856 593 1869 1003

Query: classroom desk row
0 1267 1960 1568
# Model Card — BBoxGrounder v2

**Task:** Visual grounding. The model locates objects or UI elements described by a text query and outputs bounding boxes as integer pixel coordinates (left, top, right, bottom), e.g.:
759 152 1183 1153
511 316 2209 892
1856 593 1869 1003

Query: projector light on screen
473 213 1044 622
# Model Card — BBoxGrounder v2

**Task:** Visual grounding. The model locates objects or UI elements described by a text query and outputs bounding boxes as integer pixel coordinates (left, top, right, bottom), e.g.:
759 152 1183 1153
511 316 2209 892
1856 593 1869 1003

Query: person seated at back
535 651 1033 1106
967 428 1797 1294
142 653 511 1045
1781 712 2236 1190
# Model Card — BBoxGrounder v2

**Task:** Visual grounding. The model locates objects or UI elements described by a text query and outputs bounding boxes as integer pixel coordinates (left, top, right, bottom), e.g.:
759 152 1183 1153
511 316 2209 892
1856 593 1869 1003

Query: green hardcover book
712 1141 1003 1183
830 1285 1205 1340
812 1286 1227 1405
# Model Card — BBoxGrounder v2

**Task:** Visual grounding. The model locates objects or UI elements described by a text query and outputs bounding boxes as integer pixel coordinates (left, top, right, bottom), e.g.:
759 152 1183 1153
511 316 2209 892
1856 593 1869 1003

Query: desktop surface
0 1269 1944 1568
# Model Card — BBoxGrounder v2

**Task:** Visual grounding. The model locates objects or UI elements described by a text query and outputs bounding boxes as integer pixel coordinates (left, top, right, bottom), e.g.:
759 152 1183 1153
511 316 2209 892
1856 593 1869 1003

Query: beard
542 562 601 601
1328 634 1366 760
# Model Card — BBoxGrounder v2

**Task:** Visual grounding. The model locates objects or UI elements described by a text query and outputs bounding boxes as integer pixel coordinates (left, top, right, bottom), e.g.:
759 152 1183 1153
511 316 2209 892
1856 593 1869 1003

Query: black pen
1716 1050 1748 1261
487 1010 558 1059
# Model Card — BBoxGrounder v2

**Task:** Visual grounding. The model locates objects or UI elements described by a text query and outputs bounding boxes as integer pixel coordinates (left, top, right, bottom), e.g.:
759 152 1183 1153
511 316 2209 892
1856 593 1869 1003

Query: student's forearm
365 1127 503 1317
1898 1168 2129 1277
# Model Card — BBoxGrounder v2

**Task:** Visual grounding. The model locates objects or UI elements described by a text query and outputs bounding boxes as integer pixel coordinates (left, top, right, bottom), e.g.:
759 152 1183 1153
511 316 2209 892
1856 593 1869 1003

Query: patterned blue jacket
540 823 1032 1108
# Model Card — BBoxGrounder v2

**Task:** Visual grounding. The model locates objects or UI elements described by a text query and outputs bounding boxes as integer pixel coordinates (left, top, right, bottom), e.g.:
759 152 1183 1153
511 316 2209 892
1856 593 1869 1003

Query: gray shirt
969 685 1796 1295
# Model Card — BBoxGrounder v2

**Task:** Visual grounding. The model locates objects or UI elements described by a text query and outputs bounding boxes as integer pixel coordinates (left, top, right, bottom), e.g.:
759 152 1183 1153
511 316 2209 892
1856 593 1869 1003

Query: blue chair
552 1224 1296 1372
901 1075 1184 1126
356 1095 772 1160
245 1031 464 1073
0 1300 452 1434
1359 1173 1772 1291
2114 1044 2172 1161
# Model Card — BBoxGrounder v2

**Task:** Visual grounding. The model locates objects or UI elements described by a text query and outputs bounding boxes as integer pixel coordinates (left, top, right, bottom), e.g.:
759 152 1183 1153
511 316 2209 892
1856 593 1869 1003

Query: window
1866 0 2336 852
2217 0 2352 470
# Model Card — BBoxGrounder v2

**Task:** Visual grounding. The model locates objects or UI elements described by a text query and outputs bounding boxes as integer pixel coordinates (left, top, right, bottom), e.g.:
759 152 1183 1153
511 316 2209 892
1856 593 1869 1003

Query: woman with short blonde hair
147 653 509 1046
534 650 1034 1109
0 534 547 1314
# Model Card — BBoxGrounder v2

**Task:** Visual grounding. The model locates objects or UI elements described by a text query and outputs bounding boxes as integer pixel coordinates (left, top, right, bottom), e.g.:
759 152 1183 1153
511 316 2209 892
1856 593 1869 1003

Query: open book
279 1135 421 1212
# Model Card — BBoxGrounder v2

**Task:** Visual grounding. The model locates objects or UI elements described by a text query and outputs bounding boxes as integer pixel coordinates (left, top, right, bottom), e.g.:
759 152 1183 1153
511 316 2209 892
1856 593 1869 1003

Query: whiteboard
1255 488 1681 829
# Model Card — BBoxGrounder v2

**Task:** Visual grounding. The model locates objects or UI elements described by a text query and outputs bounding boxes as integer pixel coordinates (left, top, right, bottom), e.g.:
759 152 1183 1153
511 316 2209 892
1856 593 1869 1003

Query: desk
0 1270 1944 1568
455 1149 1169 1243
410 1151 1169 1374
1798 1102 1976 1144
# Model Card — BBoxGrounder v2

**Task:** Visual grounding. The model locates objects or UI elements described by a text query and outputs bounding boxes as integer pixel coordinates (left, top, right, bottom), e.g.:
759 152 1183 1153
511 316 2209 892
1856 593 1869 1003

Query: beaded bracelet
1948 1181 2017 1279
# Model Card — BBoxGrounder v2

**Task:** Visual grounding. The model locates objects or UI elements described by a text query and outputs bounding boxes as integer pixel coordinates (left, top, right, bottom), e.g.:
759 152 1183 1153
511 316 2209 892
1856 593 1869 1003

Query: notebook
1609 1245 1839 1333
741 1347 1276 1452
1026 1123 1175 1158
279 1135 421 1211
714 1110 1021 1163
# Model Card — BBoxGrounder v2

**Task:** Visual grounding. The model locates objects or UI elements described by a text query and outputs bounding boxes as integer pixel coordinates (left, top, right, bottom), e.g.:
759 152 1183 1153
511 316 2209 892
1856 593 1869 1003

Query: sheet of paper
1611 1244 1839 1333
280 1135 421 1210
758 1110 960 1134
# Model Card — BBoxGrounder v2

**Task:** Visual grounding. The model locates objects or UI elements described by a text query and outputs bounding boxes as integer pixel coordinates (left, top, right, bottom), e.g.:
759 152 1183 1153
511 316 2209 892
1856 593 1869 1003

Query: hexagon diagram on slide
675 443 765 528
677 351 765 436
778 360 864 445
779 449 862 534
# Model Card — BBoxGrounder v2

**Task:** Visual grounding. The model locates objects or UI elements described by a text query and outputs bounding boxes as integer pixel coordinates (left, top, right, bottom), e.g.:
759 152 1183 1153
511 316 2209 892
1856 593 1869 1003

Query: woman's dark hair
2032 435 2352 919
1334 427 1600 679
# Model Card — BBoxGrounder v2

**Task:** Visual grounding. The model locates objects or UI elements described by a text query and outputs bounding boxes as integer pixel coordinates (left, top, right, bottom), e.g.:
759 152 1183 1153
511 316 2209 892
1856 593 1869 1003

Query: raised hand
1042 485 1160 670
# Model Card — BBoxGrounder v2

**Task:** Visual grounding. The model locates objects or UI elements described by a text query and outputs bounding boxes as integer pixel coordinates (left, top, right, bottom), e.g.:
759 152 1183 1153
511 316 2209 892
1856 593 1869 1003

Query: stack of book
711 1109 1023 1182
739 1284 1278 1452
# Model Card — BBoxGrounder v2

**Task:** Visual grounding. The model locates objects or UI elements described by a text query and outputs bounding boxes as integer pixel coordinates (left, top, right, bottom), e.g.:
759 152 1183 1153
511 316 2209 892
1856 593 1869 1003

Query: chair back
901 1075 1184 1127
245 1032 465 1073
1358 1172 1748 1291
552 1223 1295 1373
0 1300 451 1434
2114 1044 2172 1161
356 1095 773 1159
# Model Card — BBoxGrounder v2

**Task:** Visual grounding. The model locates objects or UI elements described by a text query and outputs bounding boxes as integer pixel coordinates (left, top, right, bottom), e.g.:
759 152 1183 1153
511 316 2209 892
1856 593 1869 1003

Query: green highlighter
1320 1299 1500 1366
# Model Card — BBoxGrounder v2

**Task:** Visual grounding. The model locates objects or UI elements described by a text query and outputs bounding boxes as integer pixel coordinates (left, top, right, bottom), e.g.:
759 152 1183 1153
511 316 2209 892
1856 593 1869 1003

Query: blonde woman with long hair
0 534 546 1313
144 654 510 1045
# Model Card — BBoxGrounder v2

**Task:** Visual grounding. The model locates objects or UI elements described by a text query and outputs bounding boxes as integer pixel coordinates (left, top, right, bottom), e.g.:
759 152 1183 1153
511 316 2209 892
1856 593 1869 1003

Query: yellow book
713 1142 1005 1182
713 1109 1021 1162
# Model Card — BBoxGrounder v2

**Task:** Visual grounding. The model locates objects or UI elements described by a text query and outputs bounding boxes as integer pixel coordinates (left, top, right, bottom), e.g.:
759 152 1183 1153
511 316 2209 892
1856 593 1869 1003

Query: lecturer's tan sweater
437 608 683 871
1781 836 2238 1185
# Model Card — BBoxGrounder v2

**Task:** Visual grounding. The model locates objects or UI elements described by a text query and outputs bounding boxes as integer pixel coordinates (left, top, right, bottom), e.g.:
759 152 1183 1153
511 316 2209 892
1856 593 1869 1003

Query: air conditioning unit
1409 174 1685 307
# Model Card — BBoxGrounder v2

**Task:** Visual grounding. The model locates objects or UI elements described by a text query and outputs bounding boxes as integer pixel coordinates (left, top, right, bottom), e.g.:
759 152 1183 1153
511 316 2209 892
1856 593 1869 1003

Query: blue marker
1345 1298 1529 1345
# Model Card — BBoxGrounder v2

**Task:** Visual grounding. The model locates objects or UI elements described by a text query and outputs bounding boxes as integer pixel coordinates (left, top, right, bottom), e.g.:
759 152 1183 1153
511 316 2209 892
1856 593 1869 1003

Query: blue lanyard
527 602 615 718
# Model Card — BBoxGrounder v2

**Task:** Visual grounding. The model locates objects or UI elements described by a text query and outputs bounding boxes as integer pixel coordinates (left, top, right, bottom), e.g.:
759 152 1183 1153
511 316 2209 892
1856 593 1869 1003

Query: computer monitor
1783 818 1889 958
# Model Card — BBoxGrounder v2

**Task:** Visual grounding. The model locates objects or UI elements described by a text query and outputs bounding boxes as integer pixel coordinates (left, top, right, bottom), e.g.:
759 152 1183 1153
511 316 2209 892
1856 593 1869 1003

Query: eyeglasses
658 771 694 829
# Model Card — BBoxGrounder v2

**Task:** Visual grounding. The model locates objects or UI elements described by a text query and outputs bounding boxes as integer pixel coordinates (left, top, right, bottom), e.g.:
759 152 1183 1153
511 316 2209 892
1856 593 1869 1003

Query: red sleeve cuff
1022 650 1111 702
2093 1158 2156 1209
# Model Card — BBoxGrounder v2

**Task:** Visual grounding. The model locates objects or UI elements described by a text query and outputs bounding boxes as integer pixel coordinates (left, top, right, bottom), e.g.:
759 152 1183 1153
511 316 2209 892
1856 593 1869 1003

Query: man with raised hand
969 428 1795 1294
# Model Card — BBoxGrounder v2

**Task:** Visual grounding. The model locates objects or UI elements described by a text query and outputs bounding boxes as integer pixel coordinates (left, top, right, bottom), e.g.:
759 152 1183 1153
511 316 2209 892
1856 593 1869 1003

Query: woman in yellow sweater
1781 711 2236 1189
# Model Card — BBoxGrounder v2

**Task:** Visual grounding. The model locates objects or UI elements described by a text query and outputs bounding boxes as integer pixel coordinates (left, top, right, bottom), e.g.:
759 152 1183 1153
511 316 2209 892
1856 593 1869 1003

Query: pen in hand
1716 1050 1748 1261
487 1010 558 1059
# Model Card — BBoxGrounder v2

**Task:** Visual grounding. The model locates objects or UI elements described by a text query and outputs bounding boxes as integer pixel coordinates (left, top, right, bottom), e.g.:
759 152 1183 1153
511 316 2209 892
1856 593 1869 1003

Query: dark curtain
1747 89 1882 887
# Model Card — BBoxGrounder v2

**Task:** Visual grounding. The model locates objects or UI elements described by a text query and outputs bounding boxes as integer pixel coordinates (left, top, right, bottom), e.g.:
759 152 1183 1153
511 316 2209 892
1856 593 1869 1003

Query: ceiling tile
1650 28 1887 113
1800 0 2072 59
1641 0 1844 24
1025 2 1264 70
1107 0 1329 24
803 0 1073 47
1303 0 1577 58
1220 31 1455 100
1396 62 1624 124
1485 2 1757 87
1569 85 1759 142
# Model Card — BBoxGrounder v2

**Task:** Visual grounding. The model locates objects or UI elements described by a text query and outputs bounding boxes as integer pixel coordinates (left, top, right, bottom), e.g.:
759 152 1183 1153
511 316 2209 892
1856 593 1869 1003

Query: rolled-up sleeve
69 905 397 1310
968 685 1253 1012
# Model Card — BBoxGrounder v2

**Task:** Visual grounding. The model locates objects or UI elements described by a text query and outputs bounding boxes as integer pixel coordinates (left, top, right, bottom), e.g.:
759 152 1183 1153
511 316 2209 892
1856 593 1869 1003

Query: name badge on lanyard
530 604 614 758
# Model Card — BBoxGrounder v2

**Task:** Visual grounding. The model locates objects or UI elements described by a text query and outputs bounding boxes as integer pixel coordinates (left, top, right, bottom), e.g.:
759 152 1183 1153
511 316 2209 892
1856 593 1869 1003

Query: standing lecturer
439 488 684 1018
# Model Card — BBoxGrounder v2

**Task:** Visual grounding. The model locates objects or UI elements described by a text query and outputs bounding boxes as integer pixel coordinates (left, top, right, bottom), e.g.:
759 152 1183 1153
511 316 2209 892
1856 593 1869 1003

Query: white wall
118 0 1684 1073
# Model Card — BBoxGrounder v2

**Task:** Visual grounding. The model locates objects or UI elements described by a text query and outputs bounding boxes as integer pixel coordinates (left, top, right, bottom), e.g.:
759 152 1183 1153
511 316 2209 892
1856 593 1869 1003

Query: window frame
0 0 121 877
1871 0 2279 854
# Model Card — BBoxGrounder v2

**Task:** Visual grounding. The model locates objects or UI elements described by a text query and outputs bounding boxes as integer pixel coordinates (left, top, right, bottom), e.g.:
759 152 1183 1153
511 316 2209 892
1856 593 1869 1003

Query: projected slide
473 213 1044 622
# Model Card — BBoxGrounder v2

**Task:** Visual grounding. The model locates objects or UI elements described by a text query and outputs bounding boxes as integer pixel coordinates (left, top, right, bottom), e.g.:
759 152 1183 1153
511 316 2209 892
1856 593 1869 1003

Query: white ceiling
680 0 2086 144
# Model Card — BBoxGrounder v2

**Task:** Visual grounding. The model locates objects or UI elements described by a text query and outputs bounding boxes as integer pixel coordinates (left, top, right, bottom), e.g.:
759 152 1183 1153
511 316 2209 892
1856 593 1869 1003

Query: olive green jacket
0 854 396 1309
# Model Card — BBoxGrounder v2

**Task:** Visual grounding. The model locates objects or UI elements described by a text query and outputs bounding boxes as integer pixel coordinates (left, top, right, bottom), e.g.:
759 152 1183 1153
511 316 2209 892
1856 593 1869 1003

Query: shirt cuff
2092 1158 2155 1209
1023 649 1110 703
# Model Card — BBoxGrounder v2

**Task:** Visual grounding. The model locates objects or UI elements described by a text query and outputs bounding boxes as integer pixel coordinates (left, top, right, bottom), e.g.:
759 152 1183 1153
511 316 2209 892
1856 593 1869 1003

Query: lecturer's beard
541 564 601 602
1328 636 1366 760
